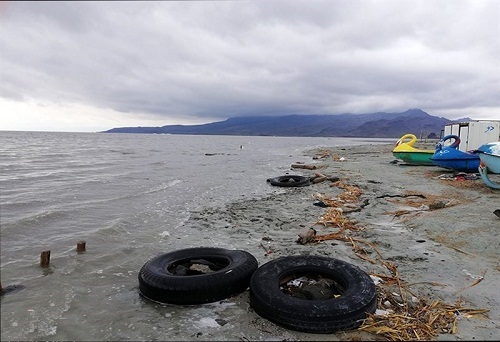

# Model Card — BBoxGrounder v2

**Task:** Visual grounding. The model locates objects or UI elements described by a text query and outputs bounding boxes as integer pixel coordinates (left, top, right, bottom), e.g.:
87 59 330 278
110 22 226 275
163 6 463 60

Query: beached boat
430 135 480 172
392 134 435 165
475 142 500 189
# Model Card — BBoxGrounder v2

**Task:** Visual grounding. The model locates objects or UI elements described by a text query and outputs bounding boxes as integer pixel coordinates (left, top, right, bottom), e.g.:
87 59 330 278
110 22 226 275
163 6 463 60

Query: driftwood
310 173 340 184
312 172 328 183
291 163 317 170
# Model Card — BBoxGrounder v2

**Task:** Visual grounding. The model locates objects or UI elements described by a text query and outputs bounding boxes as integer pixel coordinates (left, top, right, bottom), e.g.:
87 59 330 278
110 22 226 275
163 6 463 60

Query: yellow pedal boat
392 134 435 165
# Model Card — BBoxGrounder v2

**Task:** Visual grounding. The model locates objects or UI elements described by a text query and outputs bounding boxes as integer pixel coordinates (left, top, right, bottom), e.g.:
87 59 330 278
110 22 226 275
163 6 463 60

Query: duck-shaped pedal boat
430 135 480 172
392 134 435 165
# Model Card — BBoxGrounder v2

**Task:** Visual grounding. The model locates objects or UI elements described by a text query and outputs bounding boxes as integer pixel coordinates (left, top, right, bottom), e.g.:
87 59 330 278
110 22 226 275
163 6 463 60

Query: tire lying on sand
267 175 310 187
250 255 377 333
138 247 258 305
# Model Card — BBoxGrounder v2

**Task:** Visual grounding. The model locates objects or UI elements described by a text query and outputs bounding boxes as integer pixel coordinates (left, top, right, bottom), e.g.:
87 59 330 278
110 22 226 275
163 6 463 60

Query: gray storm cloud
1 0 499 128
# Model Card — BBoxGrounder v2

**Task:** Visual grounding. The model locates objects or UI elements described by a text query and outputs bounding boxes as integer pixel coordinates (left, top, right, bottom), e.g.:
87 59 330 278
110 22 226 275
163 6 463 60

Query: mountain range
102 108 470 138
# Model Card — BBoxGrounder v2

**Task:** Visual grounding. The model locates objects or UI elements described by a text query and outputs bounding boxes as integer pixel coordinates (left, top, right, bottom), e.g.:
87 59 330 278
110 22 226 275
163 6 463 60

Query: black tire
267 175 310 187
250 255 377 333
138 247 258 305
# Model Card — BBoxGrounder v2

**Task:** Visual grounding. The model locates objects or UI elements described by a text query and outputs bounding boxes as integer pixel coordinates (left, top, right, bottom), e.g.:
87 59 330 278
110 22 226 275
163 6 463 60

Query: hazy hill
103 109 470 138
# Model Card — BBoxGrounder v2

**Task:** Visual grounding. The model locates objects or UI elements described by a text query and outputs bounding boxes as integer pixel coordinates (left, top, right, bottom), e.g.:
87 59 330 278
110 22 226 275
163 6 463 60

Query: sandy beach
182 142 500 341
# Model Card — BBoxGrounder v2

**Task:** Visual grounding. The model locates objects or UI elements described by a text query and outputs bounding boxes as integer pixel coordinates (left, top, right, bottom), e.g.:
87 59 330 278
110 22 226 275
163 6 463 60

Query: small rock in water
215 318 228 326
1 284 25 296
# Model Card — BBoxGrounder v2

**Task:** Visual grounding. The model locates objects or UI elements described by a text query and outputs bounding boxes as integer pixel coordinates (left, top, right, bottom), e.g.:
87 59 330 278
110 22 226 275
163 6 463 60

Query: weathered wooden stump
76 240 86 253
40 250 51 268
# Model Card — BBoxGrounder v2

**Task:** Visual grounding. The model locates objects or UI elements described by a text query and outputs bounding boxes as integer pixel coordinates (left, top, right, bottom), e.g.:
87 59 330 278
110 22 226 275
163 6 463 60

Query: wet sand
182 142 500 341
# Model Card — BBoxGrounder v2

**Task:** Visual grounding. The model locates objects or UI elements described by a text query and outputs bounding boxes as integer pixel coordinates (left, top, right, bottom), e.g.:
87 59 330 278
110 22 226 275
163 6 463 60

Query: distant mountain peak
102 109 459 138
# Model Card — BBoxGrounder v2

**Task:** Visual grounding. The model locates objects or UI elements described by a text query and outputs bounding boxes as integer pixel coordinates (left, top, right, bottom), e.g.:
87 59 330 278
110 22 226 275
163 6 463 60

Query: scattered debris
435 172 480 181
428 200 447 210
316 208 359 231
280 275 342 300
453 269 487 295
296 227 317 245
310 182 363 209
170 259 218 275
494 209 500 218
379 191 460 218
291 163 317 170
360 287 489 341
313 199 328 208
290 150 490 340
310 173 339 184
429 172 486 189
312 150 332 160
303 177 488 340
260 242 273 256
311 172 328 183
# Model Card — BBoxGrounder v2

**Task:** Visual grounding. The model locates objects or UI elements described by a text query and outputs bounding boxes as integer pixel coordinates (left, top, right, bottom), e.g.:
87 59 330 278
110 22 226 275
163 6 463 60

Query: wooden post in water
40 250 50 268
76 240 86 253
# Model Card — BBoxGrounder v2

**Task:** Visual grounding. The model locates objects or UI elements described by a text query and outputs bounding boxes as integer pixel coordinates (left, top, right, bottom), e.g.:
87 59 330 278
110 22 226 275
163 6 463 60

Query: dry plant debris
316 208 360 231
306 182 489 340
380 191 463 219
312 180 363 209
360 286 489 341
312 149 347 161
313 149 332 159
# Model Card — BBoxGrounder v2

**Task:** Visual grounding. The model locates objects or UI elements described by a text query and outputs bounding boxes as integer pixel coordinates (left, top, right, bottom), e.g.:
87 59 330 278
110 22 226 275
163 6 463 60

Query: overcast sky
1 1 499 132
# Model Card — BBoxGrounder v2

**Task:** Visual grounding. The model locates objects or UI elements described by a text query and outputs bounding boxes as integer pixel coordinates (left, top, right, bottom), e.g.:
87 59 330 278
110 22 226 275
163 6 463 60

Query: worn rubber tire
267 175 310 187
250 255 377 333
139 247 258 305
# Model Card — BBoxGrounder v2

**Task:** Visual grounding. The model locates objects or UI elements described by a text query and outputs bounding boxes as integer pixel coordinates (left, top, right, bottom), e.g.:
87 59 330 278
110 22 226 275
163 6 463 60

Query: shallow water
0 131 391 340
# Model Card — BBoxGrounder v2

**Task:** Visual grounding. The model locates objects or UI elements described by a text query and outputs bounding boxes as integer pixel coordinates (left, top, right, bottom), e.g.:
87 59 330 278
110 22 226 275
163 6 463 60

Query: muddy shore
180 142 500 341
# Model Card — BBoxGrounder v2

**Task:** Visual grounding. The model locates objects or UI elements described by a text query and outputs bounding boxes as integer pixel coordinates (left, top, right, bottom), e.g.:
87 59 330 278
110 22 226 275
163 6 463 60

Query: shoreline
183 142 499 341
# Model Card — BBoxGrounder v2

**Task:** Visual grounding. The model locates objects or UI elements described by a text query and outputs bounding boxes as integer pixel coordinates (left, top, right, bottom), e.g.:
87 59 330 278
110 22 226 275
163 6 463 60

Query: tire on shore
139 247 258 305
250 255 377 333
267 175 311 187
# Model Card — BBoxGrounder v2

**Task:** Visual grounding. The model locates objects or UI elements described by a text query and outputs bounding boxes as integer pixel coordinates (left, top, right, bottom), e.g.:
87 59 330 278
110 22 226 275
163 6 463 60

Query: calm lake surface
0 131 392 341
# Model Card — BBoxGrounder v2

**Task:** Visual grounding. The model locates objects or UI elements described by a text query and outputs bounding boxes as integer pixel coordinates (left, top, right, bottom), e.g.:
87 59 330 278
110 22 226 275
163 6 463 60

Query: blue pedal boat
475 142 500 189
430 135 480 172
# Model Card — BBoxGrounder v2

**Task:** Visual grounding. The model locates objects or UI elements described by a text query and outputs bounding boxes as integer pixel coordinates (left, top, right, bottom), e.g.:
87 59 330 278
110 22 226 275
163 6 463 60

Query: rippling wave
0 131 389 340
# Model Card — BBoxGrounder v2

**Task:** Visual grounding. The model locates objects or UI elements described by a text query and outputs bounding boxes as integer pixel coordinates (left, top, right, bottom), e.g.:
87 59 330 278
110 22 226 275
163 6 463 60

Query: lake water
0 131 392 340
